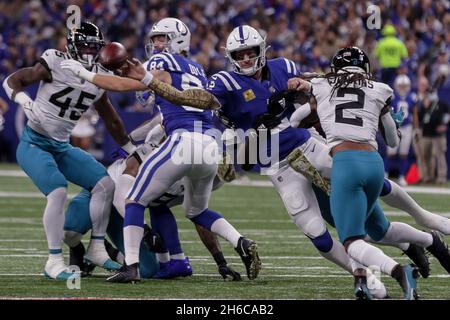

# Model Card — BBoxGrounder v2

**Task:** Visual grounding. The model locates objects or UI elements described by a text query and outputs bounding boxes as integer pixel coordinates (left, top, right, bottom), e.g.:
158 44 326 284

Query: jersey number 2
49 87 96 121
335 88 365 127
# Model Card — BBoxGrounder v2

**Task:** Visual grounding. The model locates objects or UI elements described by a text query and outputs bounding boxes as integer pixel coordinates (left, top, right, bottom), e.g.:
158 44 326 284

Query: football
98 42 128 71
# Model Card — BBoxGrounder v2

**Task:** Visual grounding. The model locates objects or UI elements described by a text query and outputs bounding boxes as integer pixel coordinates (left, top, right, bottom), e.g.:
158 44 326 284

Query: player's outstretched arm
126 58 220 110
61 59 220 109
94 93 134 153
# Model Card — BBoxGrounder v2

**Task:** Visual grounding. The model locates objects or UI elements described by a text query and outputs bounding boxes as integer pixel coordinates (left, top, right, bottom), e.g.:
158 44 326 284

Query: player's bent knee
92 175 115 197
303 217 327 239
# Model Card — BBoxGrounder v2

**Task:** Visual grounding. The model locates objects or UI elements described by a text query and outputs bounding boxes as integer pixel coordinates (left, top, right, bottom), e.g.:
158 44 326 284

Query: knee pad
292 211 326 239
308 229 333 253
92 175 115 198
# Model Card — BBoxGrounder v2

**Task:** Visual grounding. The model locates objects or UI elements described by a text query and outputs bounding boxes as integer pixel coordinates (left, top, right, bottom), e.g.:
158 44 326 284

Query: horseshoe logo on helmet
176 21 188 36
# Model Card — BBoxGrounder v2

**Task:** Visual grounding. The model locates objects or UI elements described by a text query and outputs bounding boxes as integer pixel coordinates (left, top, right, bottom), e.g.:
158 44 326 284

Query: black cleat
354 275 372 300
69 242 95 277
106 263 140 283
143 224 165 253
426 231 450 273
234 237 261 280
403 244 430 278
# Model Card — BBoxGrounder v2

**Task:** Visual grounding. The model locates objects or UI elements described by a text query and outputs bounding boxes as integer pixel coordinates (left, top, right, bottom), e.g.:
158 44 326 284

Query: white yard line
2 169 450 194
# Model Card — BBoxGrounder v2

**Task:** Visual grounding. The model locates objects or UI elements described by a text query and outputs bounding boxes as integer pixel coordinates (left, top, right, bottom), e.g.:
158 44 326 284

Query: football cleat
84 239 121 271
426 230 450 273
235 237 261 280
153 258 193 279
403 244 430 278
69 242 95 277
106 263 140 283
354 275 373 300
44 256 80 281
395 264 419 300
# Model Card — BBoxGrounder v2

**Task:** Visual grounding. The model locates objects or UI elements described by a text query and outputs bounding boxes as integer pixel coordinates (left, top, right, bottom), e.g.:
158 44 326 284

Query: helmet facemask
145 33 174 59
67 29 105 68
226 44 267 76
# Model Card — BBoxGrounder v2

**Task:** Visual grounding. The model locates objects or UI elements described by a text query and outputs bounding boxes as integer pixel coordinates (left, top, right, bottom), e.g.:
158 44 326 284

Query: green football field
0 163 449 300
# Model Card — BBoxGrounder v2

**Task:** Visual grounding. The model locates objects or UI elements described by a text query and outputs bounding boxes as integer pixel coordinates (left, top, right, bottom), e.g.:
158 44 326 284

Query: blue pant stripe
128 135 177 198
49 249 62 254
134 138 181 202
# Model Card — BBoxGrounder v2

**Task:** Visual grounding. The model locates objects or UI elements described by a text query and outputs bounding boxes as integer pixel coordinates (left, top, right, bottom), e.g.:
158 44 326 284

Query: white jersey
28 49 111 142
311 77 393 150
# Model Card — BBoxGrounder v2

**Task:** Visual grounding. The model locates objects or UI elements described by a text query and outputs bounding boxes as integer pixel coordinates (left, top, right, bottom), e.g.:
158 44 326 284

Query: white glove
15 92 40 124
60 60 95 82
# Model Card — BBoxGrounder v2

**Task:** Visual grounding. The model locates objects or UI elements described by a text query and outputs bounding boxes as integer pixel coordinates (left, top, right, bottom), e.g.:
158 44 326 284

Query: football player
61 18 260 283
385 74 416 186
288 46 423 299
2 22 134 280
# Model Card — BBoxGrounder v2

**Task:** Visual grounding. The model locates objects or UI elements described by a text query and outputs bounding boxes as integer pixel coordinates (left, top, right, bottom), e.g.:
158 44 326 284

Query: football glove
218 264 242 281
267 90 299 117
252 113 282 131
390 107 405 129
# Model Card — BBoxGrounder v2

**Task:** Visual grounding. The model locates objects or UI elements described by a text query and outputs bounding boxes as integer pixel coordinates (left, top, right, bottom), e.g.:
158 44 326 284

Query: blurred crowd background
0 0 449 183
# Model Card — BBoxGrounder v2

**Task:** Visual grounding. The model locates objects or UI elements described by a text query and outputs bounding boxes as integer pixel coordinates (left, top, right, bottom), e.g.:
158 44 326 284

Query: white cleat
84 240 121 271
415 210 450 235
367 268 388 299
44 256 79 281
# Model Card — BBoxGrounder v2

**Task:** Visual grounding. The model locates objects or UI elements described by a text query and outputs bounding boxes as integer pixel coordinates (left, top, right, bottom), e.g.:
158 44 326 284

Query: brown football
98 42 128 71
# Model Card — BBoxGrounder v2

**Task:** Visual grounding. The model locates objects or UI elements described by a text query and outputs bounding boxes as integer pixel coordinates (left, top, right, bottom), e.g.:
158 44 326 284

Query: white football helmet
394 74 411 98
225 25 268 76
145 18 191 59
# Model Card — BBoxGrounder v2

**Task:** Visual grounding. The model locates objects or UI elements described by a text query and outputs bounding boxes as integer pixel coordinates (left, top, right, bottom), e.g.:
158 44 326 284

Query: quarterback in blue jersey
63 18 260 283
203 25 369 285
385 75 417 185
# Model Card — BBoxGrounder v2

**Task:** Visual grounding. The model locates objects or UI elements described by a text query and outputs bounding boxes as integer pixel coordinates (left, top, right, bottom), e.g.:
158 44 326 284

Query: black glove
143 224 165 253
218 264 242 281
215 108 235 129
252 113 282 131
267 90 299 117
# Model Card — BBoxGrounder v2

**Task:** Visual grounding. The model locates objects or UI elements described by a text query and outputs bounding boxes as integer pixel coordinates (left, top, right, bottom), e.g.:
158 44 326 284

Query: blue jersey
391 92 417 127
206 58 310 166
144 52 215 135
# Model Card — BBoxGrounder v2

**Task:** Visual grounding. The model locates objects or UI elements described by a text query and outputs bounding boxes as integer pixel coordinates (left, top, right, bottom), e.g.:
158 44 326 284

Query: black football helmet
66 21 105 67
330 46 370 74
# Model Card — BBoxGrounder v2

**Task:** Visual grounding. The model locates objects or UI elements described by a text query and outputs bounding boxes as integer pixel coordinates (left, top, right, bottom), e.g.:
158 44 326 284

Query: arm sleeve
381 112 400 147
289 103 312 128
